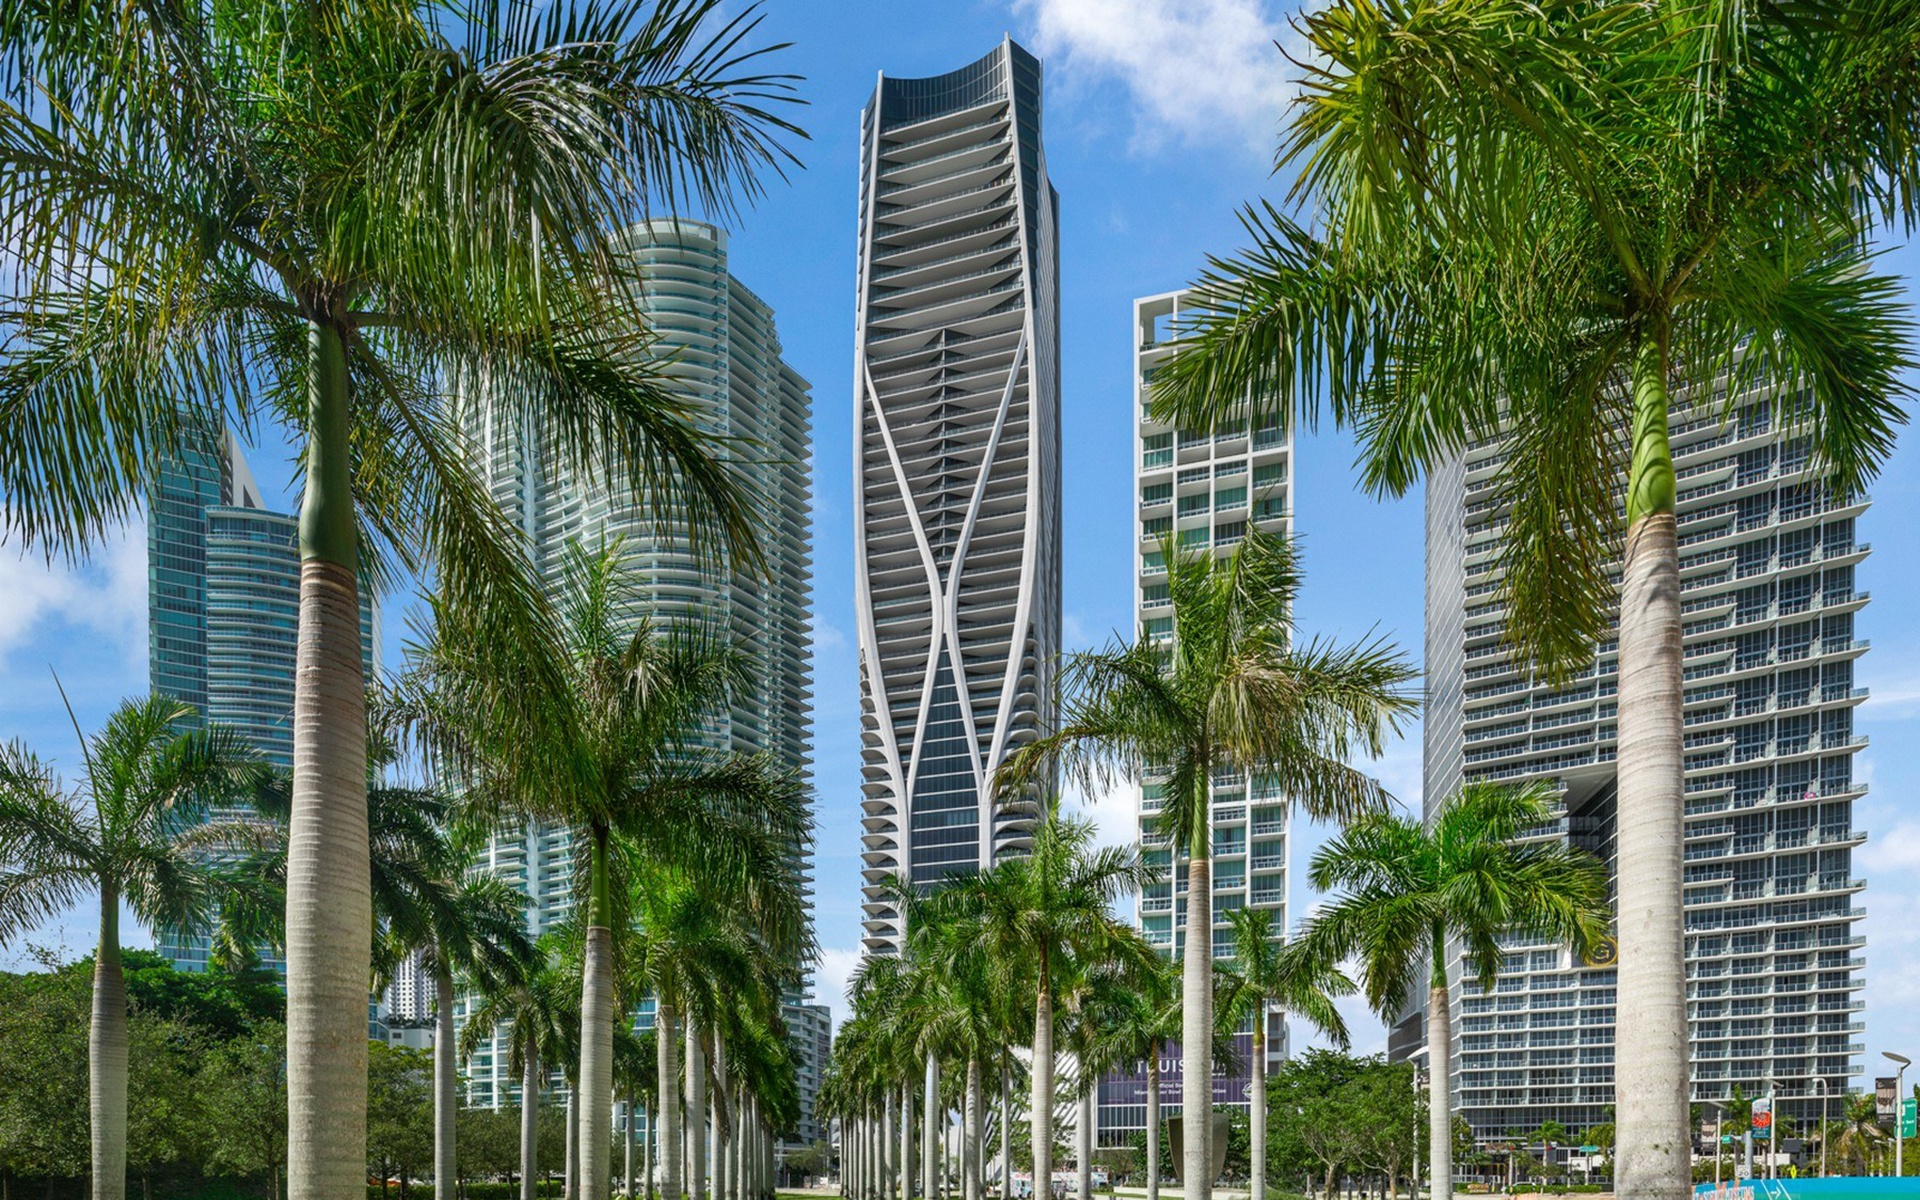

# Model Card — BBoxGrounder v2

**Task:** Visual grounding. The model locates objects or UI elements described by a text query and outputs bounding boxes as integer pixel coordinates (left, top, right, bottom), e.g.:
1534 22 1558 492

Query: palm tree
1289 782 1611 1200
1101 961 1180 1200
403 543 811 1200
1834 1094 1883 1176
0 695 262 1200
614 1025 658 1200
1148 5 1920 1193
999 528 1414 1200
1216 906 1354 1200
461 938 580 1200
378 871 536 1198
951 807 1154 1200
0 7 801 1193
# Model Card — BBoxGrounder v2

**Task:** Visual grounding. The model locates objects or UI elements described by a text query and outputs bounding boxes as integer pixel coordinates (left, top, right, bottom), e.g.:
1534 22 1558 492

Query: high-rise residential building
852 38 1062 953
148 424 377 971
1421 390 1870 1142
455 220 822 1144
1096 291 1295 1148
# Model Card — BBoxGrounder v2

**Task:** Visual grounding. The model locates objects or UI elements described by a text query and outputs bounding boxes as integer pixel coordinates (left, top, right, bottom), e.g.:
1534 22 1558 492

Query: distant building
1097 290 1294 1148
852 38 1062 953
1417 384 1871 1139
148 423 377 971
453 220 824 1148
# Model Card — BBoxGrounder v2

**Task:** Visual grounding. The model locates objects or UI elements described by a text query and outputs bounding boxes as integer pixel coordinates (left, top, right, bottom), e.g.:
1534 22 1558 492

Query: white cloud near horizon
1010 0 1300 154
0 519 148 672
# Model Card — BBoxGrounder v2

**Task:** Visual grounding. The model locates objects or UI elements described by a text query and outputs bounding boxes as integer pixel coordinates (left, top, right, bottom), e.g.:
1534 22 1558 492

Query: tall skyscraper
852 38 1062 953
456 220 821 1141
1096 291 1295 1148
1422 389 1870 1142
148 425 378 970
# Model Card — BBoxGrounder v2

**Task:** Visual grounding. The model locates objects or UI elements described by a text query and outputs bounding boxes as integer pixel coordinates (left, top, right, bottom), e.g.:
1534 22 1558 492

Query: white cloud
1063 774 1138 850
816 944 864 1028
0 519 148 669
1010 0 1300 153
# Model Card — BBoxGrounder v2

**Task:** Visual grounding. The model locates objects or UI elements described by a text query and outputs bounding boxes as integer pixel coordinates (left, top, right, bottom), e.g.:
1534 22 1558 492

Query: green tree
1217 906 1353 1200
999 528 1414 1200
0 5 802 1194
1149 5 1920 1194
405 543 810 1200
203 1021 293 1200
0 961 91 1186
1289 782 1610 1200
369 1042 433 1200
125 1013 210 1200
0 696 261 1200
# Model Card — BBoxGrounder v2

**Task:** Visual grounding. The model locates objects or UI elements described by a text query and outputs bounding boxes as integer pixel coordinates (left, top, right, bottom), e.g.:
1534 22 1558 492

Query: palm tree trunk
688 1019 708 1200
998 1067 1010 1200
659 1004 682 1200
1033 966 1054 1200
566 1089 578 1200
523 1052 542 1200
626 1096 636 1198
1425 973 1453 1200
1075 1081 1092 1200
287 318 372 1200
1180 844 1212 1200
924 1055 939 1200
1250 1015 1265 1200
1145 1050 1160 1200
581 829 617 1200
1614 333 1688 1200
711 1033 729 1200
436 963 458 1200
90 885 127 1200
644 1101 655 1200
965 1056 983 1200
901 1080 914 1200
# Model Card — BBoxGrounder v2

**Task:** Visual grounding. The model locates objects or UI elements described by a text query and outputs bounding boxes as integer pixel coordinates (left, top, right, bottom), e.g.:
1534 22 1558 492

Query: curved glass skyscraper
853 39 1061 952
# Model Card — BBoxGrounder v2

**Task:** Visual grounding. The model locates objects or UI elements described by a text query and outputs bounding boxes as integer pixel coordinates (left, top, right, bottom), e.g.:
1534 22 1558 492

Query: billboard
1878 1077 1899 1120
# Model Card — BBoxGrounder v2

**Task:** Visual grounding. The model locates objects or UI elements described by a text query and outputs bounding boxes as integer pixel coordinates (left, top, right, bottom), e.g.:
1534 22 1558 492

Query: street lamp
1887 1052 1911 1179
1700 1101 1725 1188
1765 1078 1778 1180
1813 1078 1830 1178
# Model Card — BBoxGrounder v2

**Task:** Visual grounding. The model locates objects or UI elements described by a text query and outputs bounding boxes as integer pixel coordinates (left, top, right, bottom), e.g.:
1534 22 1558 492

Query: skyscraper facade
1095 290 1295 1147
455 220 821 1141
1423 388 1870 1142
852 38 1062 953
148 425 377 970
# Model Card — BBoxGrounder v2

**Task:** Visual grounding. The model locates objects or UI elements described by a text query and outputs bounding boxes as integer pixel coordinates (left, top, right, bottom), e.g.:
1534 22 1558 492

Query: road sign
1902 1097 1916 1140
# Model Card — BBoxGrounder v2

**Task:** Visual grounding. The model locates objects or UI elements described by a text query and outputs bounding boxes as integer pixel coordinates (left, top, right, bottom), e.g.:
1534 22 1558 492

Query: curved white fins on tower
853 40 1061 953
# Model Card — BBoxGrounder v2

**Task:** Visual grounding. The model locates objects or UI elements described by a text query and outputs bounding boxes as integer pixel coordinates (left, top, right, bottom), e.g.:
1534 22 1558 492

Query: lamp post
1887 1052 1911 1179
1813 1078 1829 1178
1701 1101 1725 1188
1766 1078 1778 1180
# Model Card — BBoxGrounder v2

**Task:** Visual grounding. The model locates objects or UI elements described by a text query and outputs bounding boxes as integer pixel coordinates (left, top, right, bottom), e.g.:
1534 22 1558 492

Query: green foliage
1262 1050 1419 1193
367 1042 434 1185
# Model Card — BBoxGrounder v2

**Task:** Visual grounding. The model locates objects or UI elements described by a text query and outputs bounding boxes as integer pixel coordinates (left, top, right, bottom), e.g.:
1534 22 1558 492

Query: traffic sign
1902 1097 1916 1140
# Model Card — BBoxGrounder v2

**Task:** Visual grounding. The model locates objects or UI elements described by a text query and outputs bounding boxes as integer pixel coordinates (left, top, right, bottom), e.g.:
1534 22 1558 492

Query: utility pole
1886 1053 1911 1179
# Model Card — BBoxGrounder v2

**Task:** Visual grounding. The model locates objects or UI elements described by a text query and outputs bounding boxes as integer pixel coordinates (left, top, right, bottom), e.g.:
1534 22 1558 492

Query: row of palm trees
0 542 814 1200
0 3 807 1198
822 530 1615 1200
1145 3 1920 1197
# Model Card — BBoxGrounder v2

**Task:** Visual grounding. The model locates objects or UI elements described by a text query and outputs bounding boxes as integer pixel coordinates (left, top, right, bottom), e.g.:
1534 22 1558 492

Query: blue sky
5 0 1920 1075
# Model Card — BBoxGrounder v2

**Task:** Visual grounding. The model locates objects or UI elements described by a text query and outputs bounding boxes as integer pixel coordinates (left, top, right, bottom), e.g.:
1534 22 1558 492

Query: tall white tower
852 39 1062 952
